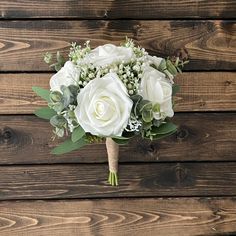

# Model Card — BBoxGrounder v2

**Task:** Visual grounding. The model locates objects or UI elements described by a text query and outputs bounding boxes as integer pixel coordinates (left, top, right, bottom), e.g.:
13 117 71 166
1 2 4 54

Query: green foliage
69 41 91 63
151 129 177 140
72 126 85 143
54 127 65 138
157 57 189 80
44 52 53 64
166 59 178 76
51 138 88 155
32 86 50 102
34 107 56 120
112 136 130 145
142 109 153 123
50 91 63 103
151 121 177 135
44 51 66 71
158 59 166 71
152 103 160 113
50 115 67 128
49 85 79 113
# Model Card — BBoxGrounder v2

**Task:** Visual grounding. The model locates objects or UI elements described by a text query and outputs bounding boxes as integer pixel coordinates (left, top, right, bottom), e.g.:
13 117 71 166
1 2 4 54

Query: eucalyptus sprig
43 51 66 71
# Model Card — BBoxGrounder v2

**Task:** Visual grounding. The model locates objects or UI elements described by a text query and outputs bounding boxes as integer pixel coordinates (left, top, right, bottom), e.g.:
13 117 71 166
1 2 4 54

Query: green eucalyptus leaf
68 85 79 97
54 63 62 72
152 130 177 140
158 59 166 71
152 103 160 113
51 102 65 113
142 102 153 112
61 85 74 106
172 84 180 96
112 137 129 145
51 138 87 155
138 100 152 112
131 95 143 117
142 109 153 123
68 110 75 118
34 107 56 120
32 86 50 102
50 115 67 128
152 122 177 135
56 51 65 65
50 91 63 103
72 126 85 143
131 95 142 103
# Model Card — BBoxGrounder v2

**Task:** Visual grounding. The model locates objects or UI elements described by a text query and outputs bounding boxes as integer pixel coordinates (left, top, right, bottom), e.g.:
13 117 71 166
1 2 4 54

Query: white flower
50 61 80 92
82 44 134 67
147 55 163 69
75 72 133 136
139 66 173 120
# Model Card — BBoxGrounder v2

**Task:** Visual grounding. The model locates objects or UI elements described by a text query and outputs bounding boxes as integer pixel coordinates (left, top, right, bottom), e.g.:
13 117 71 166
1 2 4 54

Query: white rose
139 66 173 120
50 61 80 92
83 44 134 67
75 72 133 136
148 55 174 82
147 55 163 69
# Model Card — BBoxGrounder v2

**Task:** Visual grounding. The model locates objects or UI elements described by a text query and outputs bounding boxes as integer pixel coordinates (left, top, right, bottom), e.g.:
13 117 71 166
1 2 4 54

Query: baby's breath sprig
69 41 91 63
122 37 147 58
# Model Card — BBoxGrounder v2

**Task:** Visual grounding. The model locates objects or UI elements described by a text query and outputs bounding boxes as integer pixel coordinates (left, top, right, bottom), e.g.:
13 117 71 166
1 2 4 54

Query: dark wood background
0 1 235 235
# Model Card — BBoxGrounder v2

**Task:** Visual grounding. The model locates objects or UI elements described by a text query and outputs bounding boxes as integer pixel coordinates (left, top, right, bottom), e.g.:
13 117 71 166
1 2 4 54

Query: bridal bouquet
33 38 187 185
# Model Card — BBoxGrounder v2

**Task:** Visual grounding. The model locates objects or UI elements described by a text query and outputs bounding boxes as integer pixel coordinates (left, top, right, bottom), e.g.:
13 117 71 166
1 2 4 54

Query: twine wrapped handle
106 137 119 186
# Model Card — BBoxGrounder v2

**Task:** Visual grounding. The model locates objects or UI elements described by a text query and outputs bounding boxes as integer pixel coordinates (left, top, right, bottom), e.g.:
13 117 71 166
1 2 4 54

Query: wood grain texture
0 0 236 19
0 20 235 71
0 162 236 199
0 198 236 236
0 72 235 114
0 113 235 164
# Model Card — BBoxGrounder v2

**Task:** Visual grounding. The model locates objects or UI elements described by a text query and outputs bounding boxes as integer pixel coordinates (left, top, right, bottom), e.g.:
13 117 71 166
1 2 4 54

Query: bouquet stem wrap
106 137 119 186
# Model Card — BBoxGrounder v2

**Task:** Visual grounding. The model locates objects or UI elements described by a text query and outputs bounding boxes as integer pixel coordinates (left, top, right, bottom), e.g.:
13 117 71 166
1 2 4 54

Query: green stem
108 171 119 186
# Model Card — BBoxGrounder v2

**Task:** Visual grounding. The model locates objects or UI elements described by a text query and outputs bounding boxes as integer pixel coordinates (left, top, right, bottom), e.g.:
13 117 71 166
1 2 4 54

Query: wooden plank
0 20 235 71
0 1 236 19
1 72 235 114
0 198 236 236
0 162 236 199
0 113 235 164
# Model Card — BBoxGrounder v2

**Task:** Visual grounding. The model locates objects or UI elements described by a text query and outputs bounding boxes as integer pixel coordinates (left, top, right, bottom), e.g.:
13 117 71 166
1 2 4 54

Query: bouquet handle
106 137 119 186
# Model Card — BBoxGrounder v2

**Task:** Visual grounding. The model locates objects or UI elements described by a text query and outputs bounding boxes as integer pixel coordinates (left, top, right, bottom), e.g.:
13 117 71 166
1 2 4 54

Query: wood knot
0 127 15 144
2 129 12 140
176 128 189 141
225 80 232 86
2 127 13 141
200 100 206 107
175 164 187 183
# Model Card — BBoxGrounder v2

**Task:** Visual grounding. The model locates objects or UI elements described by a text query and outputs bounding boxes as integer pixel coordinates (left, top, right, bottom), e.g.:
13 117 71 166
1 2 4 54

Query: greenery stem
108 171 119 186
